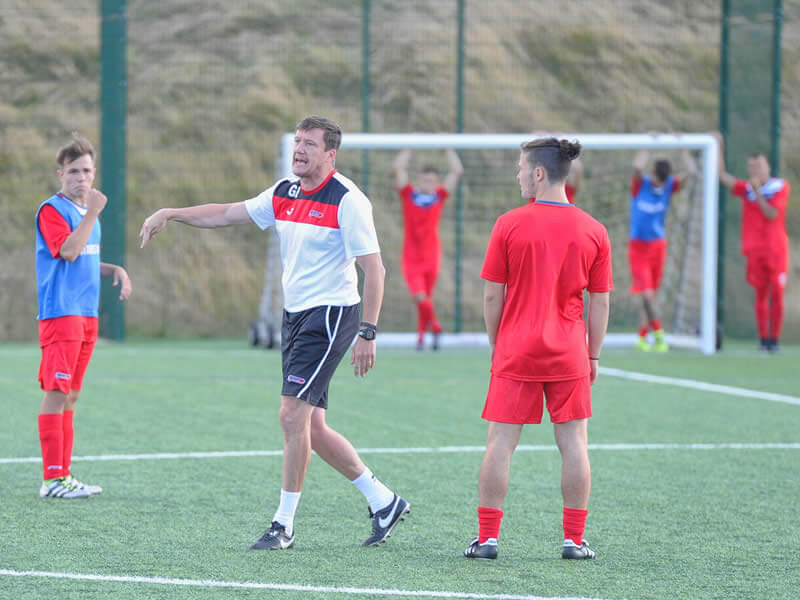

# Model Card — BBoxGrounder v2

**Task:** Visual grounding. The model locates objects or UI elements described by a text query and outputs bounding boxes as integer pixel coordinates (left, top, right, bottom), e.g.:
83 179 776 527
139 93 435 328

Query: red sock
769 286 784 340
638 326 648 338
754 285 770 339
649 319 662 331
477 506 504 543
38 413 64 481
563 507 588 545
62 410 75 477
429 302 443 334
418 300 434 333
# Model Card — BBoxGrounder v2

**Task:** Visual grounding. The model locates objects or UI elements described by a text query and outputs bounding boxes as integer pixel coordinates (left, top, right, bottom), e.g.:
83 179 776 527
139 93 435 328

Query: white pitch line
1 443 798 465
600 367 800 406
0 569 611 600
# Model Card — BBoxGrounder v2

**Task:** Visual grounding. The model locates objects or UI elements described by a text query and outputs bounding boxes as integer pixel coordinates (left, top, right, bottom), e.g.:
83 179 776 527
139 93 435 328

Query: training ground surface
1 340 798 600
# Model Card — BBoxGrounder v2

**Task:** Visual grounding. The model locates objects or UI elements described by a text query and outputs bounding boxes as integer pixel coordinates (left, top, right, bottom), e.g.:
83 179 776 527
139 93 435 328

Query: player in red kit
463 137 612 561
715 132 790 352
393 148 463 350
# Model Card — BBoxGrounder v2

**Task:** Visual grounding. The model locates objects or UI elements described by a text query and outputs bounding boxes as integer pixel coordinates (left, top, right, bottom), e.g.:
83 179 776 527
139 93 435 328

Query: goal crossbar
279 133 719 354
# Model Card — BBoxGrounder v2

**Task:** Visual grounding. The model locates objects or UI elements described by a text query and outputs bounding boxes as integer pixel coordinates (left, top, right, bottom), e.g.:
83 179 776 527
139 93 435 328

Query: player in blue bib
629 145 695 352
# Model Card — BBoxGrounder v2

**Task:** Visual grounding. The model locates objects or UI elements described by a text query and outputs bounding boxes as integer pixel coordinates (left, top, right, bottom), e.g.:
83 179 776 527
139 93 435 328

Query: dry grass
1 0 798 340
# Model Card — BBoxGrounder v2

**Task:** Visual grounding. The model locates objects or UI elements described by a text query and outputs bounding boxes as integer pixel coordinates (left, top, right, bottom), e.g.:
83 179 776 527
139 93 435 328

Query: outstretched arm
443 148 464 195
139 201 252 247
712 132 737 190
393 149 412 190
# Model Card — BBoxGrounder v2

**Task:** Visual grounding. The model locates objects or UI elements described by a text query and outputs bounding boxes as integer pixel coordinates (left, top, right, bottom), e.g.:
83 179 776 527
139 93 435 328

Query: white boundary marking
0 569 611 600
600 367 800 406
1 443 798 465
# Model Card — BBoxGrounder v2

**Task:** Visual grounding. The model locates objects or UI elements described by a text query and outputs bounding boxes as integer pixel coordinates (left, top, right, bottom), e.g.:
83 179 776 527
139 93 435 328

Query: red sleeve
436 186 449 204
672 177 681 194
38 205 72 258
480 218 508 283
731 179 749 198
588 227 613 293
398 184 414 201
631 176 642 197
769 182 790 210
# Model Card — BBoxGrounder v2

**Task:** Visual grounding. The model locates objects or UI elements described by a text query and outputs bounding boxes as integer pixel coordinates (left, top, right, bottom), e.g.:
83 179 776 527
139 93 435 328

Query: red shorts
482 374 592 424
38 316 98 393
745 251 790 290
629 239 667 294
402 262 439 297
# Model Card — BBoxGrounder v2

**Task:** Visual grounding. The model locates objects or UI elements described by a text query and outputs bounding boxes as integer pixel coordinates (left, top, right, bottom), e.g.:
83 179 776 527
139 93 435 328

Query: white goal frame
278 133 719 354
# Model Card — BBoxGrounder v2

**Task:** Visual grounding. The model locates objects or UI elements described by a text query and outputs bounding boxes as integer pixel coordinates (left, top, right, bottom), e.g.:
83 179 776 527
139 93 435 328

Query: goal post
277 133 720 355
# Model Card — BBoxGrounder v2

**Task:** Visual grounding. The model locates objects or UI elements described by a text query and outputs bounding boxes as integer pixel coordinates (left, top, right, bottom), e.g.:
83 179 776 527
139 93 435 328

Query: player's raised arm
139 201 252 247
393 149 411 190
632 149 648 181
712 132 737 190
443 148 465 195
676 148 697 184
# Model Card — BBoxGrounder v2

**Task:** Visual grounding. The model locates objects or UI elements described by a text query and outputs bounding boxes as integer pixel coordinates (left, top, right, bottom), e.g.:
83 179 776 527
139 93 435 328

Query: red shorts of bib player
38 316 98 394
628 238 667 294
463 136 612 562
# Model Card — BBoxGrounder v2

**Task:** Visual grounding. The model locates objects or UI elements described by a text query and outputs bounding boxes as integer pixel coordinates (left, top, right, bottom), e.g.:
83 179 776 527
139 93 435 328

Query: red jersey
732 178 790 256
399 184 448 267
481 200 613 381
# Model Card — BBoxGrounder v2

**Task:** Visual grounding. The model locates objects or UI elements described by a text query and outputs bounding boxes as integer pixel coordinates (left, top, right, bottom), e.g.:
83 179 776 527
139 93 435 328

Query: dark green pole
454 0 465 333
361 0 370 194
770 0 783 176
716 0 730 344
99 0 127 340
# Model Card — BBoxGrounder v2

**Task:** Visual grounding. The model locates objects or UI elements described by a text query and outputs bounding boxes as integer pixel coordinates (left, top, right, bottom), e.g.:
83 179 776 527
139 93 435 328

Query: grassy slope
1 0 799 340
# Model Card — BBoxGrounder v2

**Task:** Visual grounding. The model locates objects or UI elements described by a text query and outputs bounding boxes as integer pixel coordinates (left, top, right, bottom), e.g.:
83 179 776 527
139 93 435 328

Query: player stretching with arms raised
140 116 409 549
464 138 612 561
714 132 791 352
393 148 463 350
629 145 695 352
36 134 132 499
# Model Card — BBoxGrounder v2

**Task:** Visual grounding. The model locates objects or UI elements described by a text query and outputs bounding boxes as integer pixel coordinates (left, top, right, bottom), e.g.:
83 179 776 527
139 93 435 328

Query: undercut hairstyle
521 137 581 182
421 165 441 176
56 133 96 167
654 159 672 183
296 115 342 151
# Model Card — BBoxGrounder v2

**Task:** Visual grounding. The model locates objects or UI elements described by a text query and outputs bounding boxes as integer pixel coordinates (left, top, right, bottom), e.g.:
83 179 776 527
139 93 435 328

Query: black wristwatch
358 321 377 341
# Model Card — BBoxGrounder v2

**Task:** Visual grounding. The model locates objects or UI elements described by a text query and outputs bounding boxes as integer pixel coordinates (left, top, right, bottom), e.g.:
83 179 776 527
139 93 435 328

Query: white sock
351 468 395 513
272 489 301 535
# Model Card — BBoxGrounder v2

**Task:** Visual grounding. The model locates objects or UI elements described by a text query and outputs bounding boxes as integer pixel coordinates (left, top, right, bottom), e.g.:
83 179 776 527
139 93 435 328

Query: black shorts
281 304 360 409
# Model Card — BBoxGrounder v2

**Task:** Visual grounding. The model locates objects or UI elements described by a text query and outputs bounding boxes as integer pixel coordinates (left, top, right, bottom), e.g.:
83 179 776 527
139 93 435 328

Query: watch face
359 328 375 340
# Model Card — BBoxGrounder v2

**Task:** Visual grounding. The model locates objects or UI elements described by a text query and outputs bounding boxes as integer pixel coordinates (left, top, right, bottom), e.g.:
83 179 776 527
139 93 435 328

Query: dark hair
421 165 440 176
296 115 342 151
57 133 96 167
654 159 672 183
748 151 768 161
520 137 581 182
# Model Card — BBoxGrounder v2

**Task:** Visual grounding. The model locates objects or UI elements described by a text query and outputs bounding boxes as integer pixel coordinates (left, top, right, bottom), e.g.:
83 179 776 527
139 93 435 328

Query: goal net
258 133 718 354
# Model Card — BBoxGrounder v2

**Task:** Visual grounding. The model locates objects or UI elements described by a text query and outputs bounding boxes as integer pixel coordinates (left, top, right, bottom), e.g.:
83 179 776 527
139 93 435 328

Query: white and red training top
245 170 380 313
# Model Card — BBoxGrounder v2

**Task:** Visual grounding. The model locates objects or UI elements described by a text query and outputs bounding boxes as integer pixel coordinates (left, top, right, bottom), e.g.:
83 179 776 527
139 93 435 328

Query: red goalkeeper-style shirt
399 184 448 269
731 178 790 257
481 200 613 381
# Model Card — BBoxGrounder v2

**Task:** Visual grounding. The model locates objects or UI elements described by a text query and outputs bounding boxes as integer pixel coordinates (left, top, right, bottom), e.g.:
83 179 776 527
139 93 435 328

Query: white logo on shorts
55 371 71 380
778 272 788 288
